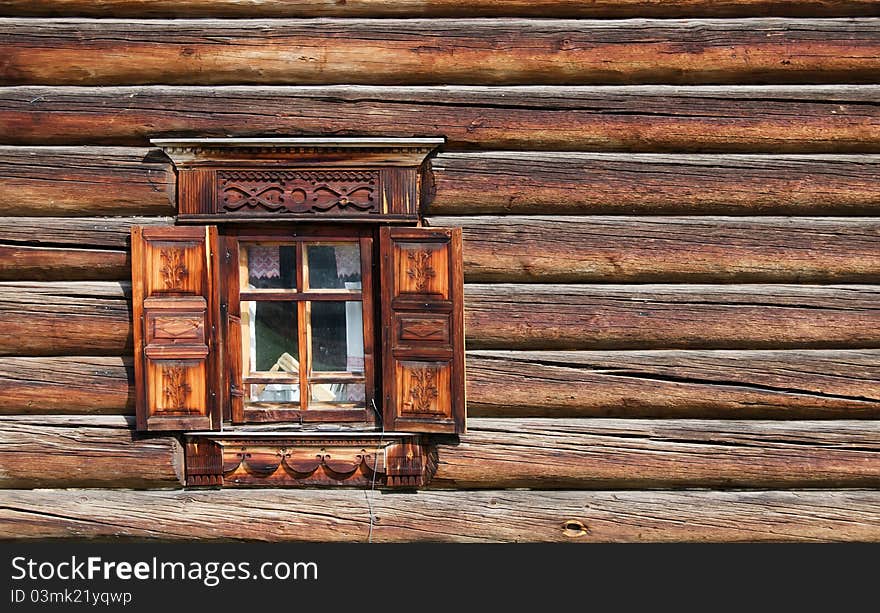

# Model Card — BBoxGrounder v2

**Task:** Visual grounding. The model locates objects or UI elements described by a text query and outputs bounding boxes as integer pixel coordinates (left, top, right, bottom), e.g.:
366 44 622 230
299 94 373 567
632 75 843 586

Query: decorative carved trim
408 367 440 414
218 170 378 215
406 250 436 292
184 435 436 489
162 366 192 411
159 249 188 289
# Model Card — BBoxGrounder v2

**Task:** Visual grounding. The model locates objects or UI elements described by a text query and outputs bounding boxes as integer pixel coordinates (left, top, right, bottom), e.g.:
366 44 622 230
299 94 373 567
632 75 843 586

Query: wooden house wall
0 0 879 542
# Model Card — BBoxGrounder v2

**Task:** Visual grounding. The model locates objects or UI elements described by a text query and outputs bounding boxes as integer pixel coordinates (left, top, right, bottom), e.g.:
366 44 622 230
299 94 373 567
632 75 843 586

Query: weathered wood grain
2 86 877 152
466 284 880 350
3 282 878 354
0 416 181 488
3 19 879 86
0 281 130 356
0 216 169 280
3 0 878 18
2 416 879 489
428 153 880 216
467 349 880 418
4 350 877 419
7 149 880 216
2 488 879 542
431 216 880 283
433 418 880 488
0 357 133 413
0 146 174 216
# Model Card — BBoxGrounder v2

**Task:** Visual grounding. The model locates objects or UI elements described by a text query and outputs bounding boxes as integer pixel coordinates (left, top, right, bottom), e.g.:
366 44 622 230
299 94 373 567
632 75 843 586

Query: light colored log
1 488 879 542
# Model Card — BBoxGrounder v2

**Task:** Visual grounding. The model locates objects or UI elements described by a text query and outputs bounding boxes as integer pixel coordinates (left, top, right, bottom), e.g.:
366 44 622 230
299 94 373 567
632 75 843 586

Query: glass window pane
311 382 365 405
310 301 364 373
244 244 296 290
306 242 361 290
249 383 300 404
246 301 299 374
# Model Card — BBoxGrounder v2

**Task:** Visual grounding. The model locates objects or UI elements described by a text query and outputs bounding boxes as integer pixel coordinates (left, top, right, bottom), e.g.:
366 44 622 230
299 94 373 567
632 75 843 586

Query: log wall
0 0 878 543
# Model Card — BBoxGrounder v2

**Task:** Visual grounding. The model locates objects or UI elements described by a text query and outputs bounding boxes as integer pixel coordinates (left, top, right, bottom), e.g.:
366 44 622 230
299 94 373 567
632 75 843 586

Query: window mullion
296 241 309 411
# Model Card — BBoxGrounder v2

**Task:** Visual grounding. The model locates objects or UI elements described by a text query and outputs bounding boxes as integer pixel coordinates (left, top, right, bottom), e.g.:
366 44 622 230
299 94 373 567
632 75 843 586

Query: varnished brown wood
432 216 880 283
466 349 880 419
4 416 880 489
0 146 174 216
5 349 877 419
381 226 466 433
4 282 879 355
2 0 878 18
2 86 878 153
3 488 879 542
428 153 880 216
0 416 182 488
0 245 128 281
6 149 880 217
3 19 879 86
465 284 880 350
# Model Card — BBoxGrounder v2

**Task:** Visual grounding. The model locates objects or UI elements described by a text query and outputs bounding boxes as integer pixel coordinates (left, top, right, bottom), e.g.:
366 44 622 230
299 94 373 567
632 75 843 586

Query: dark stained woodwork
2 0 878 18
466 349 880 419
0 281 130 356
3 416 880 490
381 226 466 433
4 349 877 419
4 149 880 217
3 488 879 542
3 19 880 86
432 216 880 283
0 357 133 414
0 416 182 488
2 86 878 153
0 146 174 216
432 418 880 489
3 282 879 355
465 284 880 350
428 153 880 216
131 226 221 431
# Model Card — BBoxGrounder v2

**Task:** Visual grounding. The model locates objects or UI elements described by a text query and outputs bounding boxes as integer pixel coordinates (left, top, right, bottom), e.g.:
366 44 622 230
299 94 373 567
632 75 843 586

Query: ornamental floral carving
406 250 436 293
408 367 440 414
218 170 378 214
159 249 188 289
162 366 191 411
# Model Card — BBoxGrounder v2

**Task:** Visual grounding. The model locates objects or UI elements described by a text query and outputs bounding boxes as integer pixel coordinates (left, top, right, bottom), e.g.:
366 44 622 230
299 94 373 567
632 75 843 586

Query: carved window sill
185 432 437 489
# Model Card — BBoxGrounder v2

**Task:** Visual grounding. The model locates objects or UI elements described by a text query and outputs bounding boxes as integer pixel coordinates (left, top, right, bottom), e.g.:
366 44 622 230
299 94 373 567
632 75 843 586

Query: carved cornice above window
151 137 444 223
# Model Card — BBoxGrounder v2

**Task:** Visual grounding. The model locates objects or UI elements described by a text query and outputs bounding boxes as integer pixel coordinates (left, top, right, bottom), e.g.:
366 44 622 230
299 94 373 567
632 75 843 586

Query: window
130 138 464 489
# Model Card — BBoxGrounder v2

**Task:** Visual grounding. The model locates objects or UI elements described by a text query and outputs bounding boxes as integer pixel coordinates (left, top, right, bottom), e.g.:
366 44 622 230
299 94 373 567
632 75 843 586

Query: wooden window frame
221 224 377 426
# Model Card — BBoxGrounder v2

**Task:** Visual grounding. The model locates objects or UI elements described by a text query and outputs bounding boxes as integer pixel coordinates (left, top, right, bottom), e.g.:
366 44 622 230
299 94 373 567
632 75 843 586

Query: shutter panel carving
380 227 465 433
132 226 221 431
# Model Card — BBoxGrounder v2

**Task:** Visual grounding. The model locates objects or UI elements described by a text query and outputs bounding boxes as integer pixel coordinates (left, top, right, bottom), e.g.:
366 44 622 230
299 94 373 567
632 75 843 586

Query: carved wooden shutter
380 227 465 433
132 226 221 431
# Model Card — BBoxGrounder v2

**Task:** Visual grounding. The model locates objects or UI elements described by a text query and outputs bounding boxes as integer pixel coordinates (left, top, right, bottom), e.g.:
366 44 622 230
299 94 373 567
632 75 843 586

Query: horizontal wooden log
3 282 879 354
2 86 878 152
4 349 878 418
466 284 880 350
0 415 181 488
2 0 878 19
0 357 132 414
2 488 879 542
428 153 880 216
0 281 130 355
432 216 880 283
2 416 879 489
5 349 878 419
467 349 880 418
3 19 879 86
433 418 880 488
7 149 880 217
0 216 169 280
0 146 174 216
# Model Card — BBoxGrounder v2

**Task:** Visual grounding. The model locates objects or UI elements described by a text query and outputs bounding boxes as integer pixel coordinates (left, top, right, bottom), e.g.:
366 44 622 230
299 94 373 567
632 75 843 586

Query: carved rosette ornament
218 170 378 214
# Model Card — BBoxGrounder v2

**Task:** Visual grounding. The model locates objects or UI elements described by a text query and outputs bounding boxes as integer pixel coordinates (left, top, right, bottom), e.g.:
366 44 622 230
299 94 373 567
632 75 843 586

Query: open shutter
132 225 221 431
380 227 465 433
